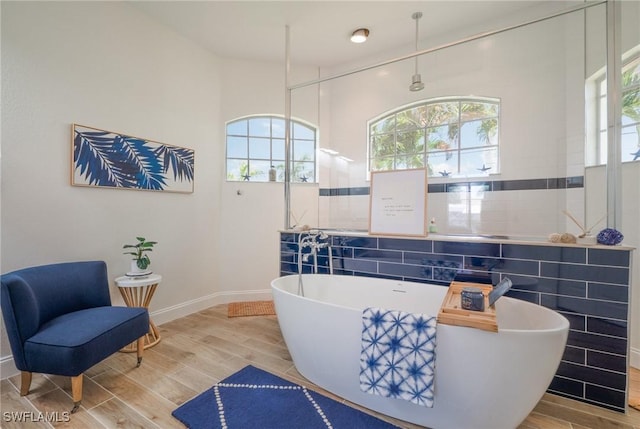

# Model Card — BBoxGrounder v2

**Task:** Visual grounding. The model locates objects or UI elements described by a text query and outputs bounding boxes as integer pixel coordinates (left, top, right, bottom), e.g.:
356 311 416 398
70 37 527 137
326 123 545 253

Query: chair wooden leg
136 336 144 367
20 371 32 396
70 374 83 413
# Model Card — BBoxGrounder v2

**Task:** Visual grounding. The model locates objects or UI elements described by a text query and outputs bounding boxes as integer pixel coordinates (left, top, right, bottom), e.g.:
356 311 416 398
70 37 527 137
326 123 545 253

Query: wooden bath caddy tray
437 281 498 332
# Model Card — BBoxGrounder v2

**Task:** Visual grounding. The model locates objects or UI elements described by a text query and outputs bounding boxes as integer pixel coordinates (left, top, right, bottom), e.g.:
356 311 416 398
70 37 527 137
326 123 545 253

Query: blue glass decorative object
597 228 624 245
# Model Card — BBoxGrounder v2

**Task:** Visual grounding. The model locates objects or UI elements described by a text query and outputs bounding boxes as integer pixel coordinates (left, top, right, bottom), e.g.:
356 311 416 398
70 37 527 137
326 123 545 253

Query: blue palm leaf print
119 137 166 190
74 131 137 188
73 126 194 192
154 145 195 182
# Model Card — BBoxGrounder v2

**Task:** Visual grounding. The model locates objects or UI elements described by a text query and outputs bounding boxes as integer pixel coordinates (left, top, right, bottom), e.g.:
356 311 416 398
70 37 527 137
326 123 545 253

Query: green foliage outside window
369 98 500 177
622 60 640 161
594 56 640 164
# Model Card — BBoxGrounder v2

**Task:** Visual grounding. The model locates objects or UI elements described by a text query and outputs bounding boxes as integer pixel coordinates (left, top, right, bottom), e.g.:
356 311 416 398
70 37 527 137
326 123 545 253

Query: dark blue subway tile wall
318 186 370 196
566 330 627 356
586 384 626 411
433 241 500 256
588 283 629 302
567 176 585 188
279 232 632 412
334 236 378 249
353 248 403 263
508 275 587 297
378 238 433 252
493 178 548 191
562 346 586 365
550 376 584 398
503 244 586 263
586 317 627 339
588 248 631 267
588 350 627 373
541 262 629 285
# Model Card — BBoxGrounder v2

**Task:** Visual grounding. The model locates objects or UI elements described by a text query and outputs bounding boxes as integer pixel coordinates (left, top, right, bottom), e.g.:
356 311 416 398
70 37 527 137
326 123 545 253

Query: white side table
115 274 162 351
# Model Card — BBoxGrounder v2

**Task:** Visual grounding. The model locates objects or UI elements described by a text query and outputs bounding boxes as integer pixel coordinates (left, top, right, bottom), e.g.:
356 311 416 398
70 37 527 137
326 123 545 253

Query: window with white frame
368 97 500 178
226 116 317 182
592 55 640 165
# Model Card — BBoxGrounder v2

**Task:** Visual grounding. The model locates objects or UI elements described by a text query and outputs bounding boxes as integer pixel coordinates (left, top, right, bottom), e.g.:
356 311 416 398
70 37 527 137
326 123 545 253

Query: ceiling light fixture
409 12 425 92
350 28 369 43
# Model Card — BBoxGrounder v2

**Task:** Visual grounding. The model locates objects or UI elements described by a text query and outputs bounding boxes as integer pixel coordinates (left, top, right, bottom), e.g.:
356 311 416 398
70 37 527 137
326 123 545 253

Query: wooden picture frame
71 124 194 193
368 168 428 237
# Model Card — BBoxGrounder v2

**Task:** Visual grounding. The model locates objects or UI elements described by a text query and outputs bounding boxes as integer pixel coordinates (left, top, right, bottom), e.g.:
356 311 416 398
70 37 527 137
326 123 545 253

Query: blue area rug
172 365 400 428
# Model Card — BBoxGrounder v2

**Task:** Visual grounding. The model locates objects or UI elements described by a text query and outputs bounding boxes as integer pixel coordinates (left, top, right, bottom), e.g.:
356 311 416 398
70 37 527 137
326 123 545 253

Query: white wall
217 59 285 295
0 2 223 375
312 11 587 236
0 2 321 378
217 59 320 294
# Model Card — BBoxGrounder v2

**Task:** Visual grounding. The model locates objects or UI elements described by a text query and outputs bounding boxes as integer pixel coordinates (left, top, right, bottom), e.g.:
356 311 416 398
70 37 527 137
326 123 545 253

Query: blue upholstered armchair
1 261 149 413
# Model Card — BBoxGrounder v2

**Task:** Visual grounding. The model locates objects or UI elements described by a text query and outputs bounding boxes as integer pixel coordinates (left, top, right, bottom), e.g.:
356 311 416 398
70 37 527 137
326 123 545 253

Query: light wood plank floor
2 304 640 428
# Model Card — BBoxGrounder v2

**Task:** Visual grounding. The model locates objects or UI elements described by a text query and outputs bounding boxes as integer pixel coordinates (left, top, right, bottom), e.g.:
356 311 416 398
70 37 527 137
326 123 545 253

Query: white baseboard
0 289 273 380
151 288 273 325
0 355 18 380
631 347 640 370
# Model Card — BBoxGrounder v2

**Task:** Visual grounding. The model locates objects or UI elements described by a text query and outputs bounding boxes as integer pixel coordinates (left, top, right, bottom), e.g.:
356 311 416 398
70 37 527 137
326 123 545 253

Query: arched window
368 97 500 178
226 115 317 182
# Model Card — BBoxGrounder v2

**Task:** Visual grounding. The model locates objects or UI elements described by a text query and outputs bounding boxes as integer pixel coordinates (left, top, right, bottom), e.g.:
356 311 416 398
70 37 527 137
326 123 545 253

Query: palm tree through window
368 97 500 178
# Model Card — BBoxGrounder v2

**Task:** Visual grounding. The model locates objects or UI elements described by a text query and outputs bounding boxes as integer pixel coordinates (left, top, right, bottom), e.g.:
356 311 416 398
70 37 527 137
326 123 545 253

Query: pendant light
409 12 425 92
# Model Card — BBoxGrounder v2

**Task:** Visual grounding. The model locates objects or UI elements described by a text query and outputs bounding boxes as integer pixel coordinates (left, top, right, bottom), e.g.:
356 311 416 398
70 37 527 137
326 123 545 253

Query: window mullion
369 97 500 178
457 101 462 174
226 116 316 183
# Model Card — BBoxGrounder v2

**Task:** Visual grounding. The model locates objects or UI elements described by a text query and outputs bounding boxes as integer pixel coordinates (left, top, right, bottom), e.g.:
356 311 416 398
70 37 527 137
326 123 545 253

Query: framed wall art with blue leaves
71 124 195 193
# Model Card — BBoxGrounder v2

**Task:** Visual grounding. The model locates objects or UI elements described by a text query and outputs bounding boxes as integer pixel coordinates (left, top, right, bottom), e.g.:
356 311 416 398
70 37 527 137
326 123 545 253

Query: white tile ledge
282 229 635 250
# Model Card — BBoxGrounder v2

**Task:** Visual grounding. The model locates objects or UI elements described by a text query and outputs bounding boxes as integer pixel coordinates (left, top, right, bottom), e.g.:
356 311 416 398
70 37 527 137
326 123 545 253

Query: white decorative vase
130 260 146 274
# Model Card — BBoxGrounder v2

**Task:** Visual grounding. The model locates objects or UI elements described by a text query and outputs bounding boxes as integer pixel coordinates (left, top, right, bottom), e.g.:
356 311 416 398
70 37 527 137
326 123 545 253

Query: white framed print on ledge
369 168 427 237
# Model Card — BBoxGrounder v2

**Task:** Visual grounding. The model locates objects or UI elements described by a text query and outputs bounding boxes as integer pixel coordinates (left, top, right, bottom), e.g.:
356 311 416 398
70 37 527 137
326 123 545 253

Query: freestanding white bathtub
271 274 569 429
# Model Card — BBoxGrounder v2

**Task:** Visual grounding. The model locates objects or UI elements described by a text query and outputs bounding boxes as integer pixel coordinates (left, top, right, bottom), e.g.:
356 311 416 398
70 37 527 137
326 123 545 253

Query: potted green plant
123 237 157 273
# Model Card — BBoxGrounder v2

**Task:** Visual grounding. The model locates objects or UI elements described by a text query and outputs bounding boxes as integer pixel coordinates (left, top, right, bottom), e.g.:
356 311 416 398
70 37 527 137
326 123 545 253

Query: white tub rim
271 273 570 335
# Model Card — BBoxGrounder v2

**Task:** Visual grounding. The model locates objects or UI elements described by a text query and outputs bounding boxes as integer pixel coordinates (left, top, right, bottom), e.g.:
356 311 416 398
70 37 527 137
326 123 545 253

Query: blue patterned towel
359 307 437 407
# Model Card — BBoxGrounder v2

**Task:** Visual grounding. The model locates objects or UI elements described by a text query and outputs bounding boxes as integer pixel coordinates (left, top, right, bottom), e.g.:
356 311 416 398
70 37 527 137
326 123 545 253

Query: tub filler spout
297 230 332 296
